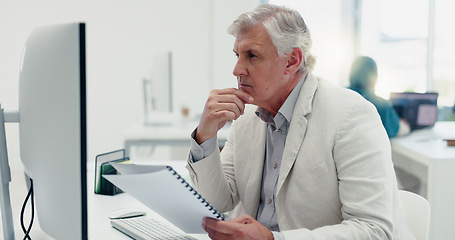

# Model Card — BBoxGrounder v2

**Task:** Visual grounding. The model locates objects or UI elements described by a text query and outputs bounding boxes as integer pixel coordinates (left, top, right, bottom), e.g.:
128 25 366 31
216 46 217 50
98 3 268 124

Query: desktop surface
3 160 209 240
391 121 455 240
88 160 210 240
392 122 455 163
123 120 231 160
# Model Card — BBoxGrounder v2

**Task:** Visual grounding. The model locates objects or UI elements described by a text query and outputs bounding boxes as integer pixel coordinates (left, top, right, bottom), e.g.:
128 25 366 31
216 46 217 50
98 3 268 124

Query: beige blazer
187 73 415 239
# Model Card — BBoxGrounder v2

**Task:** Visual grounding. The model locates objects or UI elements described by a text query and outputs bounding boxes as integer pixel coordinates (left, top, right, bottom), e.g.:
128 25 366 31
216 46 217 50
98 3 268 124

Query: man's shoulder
306 75 376 117
309 75 365 103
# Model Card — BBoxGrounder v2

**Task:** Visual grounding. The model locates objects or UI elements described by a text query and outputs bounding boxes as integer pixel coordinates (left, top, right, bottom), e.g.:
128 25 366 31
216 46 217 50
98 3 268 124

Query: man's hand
196 88 254 144
202 215 274 240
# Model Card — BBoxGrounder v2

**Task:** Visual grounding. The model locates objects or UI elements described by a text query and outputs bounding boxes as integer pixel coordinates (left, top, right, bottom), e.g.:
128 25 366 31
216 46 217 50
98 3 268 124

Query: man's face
233 25 289 109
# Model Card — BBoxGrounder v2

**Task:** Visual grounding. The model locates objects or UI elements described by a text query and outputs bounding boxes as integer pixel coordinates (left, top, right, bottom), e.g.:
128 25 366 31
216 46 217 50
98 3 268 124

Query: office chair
399 190 430 240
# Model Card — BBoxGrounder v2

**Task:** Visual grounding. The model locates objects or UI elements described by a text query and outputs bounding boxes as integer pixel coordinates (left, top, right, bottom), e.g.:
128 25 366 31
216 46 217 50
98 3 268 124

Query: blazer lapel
242 113 266 218
277 73 319 193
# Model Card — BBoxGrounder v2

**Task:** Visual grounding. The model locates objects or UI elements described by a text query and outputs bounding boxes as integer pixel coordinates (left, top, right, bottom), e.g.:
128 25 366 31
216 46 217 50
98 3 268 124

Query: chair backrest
398 190 430 240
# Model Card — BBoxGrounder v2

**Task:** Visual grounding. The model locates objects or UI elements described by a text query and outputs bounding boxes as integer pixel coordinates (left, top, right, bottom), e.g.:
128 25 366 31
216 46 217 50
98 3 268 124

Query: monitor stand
0 104 19 240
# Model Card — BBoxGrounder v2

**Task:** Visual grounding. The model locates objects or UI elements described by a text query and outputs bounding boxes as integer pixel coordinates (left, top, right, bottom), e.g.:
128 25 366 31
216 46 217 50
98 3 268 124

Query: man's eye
249 53 257 58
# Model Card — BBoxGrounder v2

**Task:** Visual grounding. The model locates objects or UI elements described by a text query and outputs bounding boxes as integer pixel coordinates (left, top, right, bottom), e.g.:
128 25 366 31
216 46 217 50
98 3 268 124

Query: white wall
0 0 260 166
211 1 260 90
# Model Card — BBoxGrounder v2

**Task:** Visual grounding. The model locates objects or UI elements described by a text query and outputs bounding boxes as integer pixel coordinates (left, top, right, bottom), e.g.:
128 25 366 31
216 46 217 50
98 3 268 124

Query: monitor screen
18 23 87 239
390 92 438 130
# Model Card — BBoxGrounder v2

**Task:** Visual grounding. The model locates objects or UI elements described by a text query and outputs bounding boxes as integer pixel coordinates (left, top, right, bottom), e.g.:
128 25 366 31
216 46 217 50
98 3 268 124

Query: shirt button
267 198 272 204
277 129 282 134
196 149 202 154
273 163 277 169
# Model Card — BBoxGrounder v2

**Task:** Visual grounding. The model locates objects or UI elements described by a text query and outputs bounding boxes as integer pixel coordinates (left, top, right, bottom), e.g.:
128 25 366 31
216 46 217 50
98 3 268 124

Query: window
433 0 455 106
361 0 454 106
360 0 429 98
270 0 455 107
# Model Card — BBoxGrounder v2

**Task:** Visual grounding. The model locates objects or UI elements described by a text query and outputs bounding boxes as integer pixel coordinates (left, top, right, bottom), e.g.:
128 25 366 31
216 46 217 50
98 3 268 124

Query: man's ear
286 48 303 74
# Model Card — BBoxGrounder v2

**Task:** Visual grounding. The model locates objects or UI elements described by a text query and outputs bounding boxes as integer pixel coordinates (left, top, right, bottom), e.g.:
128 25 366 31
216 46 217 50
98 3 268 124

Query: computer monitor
18 23 87 239
390 92 438 130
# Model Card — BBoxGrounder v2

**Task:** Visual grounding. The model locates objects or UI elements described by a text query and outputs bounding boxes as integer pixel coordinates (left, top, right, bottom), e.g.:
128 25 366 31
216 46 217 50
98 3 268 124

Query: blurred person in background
349 56 419 194
349 56 410 138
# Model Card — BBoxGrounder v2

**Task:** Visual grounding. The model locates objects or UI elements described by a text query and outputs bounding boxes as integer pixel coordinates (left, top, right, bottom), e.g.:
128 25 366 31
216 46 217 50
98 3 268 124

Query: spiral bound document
103 163 224 234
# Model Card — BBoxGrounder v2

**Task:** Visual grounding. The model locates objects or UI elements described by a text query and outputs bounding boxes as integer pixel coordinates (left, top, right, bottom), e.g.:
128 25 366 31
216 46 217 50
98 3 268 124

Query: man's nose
233 58 247 77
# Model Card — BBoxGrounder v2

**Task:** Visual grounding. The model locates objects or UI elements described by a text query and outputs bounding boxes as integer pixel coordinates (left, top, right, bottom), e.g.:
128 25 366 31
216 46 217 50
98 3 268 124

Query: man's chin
239 85 252 93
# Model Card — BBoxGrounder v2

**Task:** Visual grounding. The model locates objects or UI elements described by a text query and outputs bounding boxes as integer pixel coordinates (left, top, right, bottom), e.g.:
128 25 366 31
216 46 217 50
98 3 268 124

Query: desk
88 160 209 239
123 120 230 159
391 121 455 240
3 160 209 240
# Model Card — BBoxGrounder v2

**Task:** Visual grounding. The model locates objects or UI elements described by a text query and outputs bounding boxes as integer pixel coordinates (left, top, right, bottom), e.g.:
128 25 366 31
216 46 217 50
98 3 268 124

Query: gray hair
228 4 316 74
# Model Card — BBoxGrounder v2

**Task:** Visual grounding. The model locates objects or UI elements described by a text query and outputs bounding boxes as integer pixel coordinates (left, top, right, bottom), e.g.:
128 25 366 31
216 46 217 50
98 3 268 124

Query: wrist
194 127 214 145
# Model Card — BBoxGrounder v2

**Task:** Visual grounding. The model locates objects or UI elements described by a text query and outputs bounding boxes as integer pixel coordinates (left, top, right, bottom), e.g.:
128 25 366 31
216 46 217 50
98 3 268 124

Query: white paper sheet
103 163 222 234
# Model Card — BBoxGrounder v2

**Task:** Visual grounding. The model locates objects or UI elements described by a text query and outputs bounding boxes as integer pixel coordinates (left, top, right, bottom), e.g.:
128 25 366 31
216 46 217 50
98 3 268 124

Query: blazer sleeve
186 127 240 213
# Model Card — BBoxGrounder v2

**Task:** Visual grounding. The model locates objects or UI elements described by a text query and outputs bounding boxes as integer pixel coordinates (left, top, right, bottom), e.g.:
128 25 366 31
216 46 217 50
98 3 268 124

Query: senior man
187 4 414 240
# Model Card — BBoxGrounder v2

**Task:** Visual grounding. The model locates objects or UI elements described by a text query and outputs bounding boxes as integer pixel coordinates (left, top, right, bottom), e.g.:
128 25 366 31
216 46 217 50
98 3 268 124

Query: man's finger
229 215 254 224
202 217 240 235
214 88 254 104
214 95 245 116
233 89 255 104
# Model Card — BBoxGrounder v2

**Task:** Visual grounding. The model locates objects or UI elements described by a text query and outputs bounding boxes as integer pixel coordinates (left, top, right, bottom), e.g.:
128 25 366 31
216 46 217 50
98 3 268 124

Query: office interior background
1 0 455 239
1 0 454 181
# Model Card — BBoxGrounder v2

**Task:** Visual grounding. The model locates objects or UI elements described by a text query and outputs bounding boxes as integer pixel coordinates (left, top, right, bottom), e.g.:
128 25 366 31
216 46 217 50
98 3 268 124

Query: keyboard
111 216 198 240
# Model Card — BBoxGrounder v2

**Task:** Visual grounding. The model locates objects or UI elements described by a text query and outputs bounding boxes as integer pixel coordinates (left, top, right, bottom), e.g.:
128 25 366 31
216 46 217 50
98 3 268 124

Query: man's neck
263 72 305 116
